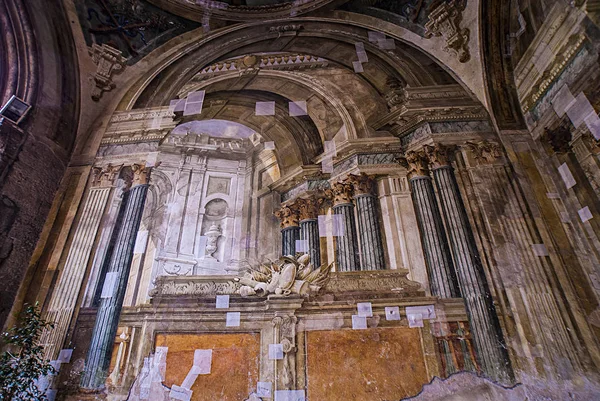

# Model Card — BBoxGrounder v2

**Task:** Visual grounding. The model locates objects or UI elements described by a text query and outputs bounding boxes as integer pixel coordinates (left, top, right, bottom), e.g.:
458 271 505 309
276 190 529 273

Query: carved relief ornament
425 0 471 63
274 204 300 228
346 173 377 196
131 163 152 187
91 164 123 187
424 144 456 169
89 43 127 101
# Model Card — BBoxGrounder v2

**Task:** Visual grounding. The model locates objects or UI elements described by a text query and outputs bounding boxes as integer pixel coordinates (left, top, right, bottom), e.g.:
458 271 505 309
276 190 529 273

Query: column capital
91 164 123 187
424 143 457 169
297 196 325 221
397 150 430 179
346 173 377 196
463 140 503 165
128 163 157 188
326 181 354 206
274 203 300 229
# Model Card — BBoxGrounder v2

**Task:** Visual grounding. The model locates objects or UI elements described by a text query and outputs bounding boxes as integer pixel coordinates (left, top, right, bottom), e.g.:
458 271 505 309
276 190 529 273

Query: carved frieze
274 204 300 228
91 164 123 187
149 276 242 297
89 43 127 101
425 0 470 63
323 270 423 294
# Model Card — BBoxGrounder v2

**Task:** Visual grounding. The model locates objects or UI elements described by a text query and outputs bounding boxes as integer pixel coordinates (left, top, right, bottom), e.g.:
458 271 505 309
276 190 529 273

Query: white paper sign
408 313 424 328
586 112 600 140
46 390 57 401
50 360 61 375
357 302 373 318
226 312 241 327
183 101 203 116
216 295 230 309
321 157 333 174
378 38 396 50
181 371 199 390
256 101 275 116
385 306 401 321
579 206 593 223
193 349 212 374
145 152 159 167
551 85 575 117
170 385 193 401
269 344 284 360
406 305 436 320
566 92 596 129
101 272 119 299
352 315 367 330
289 101 308 117
295 239 309 253
257 382 272 397
324 140 337 157
532 244 549 256
134 231 149 254
264 141 276 150
368 31 385 43
58 349 73 364
352 61 364 73
275 390 306 401
558 163 576 189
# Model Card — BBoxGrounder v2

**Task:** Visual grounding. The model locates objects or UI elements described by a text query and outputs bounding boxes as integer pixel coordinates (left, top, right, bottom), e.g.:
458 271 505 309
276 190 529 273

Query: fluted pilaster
348 174 385 270
401 151 460 298
81 165 151 389
427 144 513 383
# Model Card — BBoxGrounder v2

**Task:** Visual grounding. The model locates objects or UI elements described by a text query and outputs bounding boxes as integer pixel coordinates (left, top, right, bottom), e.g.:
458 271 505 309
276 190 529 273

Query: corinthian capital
424 144 456 169
346 173 377 196
464 140 503 165
91 164 123 187
398 151 430 179
297 197 324 221
131 164 153 187
274 204 300 229
327 181 354 206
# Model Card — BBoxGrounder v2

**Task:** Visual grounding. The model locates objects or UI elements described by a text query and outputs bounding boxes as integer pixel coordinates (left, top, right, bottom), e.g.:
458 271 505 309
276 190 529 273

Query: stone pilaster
425 143 513 383
275 203 300 256
399 151 460 298
347 173 385 270
297 197 324 266
80 164 151 389
329 182 360 272
41 165 122 360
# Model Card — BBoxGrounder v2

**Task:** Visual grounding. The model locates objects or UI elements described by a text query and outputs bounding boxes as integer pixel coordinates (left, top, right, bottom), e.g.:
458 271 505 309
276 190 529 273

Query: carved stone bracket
89 43 127 101
425 0 471 63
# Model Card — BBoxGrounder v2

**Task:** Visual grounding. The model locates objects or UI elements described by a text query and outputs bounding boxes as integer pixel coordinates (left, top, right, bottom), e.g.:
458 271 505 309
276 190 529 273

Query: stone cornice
102 107 177 145
313 137 402 164
269 164 323 194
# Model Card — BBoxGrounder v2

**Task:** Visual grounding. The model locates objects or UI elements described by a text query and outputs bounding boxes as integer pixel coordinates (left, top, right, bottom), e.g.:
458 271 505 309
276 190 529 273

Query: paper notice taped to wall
408 313 423 328
101 272 119 298
275 390 306 401
170 385 193 401
58 349 73 364
269 344 284 360
579 206 593 223
216 295 230 309
256 101 276 116
357 302 373 318
289 101 308 117
134 231 149 254
226 312 241 327
257 382 272 398
406 305 436 320
531 244 549 257
558 163 576 189
352 315 367 330
385 306 400 321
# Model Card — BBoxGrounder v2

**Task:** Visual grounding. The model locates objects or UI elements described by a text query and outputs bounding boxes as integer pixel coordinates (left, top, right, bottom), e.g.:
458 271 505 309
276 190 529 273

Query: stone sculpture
236 254 331 297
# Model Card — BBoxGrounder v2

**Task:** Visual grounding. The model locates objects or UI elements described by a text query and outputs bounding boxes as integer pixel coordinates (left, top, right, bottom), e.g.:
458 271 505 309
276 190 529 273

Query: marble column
348 173 385 270
329 182 360 272
400 151 460 298
275 203 300 256
80 164 151 390
41 164 122 360
426 144 513 383
297 196 324 266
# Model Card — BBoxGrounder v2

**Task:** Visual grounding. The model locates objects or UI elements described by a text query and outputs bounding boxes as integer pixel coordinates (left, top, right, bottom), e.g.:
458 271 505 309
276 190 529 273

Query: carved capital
543 123 572 154
425 0 470 63
346 173 377 196
131 164 152 187
398 151 430 179
327 181 354 206
424 144 456 169
89 44 127 101
91 164 123 187
297 197 324 221
274 204 300 228
463 140 503 165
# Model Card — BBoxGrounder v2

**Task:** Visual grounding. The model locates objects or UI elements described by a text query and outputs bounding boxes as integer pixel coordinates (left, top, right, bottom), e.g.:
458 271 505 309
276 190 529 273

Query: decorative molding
425 0 470 63
149 275 241 297
463 140 503 165
89 44 127 101
323 269 423 294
